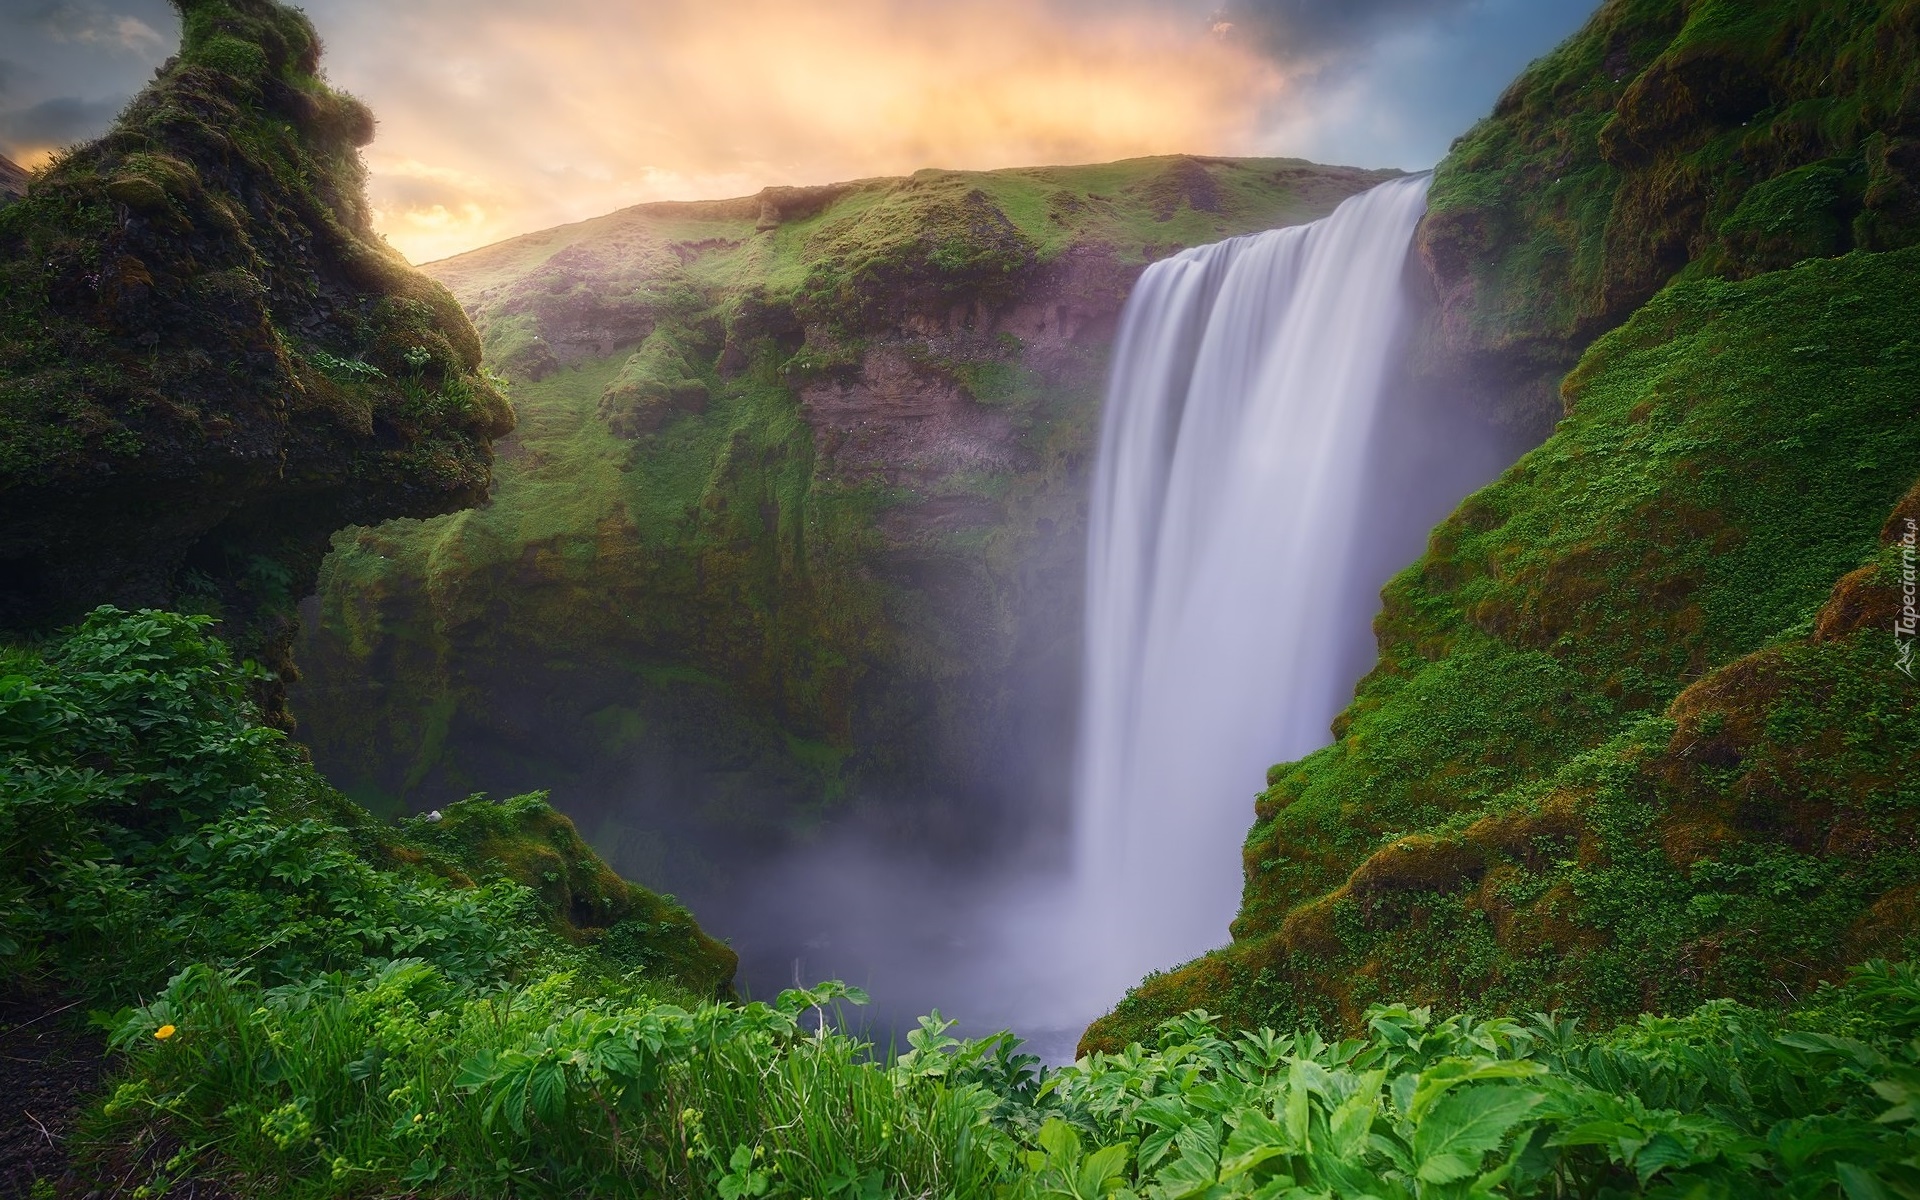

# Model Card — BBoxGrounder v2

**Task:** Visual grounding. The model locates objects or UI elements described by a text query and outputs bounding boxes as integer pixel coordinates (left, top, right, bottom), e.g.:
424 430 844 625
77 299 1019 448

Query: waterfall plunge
681 175 1492 1061
1071 174 1434 1004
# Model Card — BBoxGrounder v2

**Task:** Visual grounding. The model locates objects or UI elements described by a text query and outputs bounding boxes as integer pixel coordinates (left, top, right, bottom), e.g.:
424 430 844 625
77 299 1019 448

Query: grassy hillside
291 157 1399 890
1086 0 1920 1051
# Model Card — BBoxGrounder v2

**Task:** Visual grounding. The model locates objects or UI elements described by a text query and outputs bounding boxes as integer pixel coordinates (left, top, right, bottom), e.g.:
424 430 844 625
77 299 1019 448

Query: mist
586 207 1534 1056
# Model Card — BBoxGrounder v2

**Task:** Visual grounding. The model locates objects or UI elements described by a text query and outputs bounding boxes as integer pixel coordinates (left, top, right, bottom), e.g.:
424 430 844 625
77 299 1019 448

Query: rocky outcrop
0 0 512 723
0 0 730 999
290 157 1401 899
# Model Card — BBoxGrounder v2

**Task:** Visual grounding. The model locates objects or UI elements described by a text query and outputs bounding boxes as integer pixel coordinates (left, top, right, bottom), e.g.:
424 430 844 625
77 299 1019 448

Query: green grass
1421 0 1920 424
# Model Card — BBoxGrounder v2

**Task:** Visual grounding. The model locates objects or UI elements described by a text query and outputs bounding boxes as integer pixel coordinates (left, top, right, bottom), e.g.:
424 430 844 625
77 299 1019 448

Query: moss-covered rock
392 792 736 995
0 0 512 724
1083 0 1920 1058
1416 0 1920 434
290 157 1400 894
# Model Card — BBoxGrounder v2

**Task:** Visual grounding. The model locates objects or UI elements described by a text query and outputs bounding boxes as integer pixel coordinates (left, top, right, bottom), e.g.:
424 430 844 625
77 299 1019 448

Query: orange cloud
314 0 1283 262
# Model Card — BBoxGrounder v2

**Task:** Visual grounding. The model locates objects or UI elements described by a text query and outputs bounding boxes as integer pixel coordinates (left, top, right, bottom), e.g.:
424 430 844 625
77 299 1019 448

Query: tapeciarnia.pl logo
1899 517 1916 679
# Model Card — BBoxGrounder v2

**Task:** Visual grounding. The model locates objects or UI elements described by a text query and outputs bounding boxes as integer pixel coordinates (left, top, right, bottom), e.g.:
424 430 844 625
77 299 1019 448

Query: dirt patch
1 989 109 1197
800 346 1019 487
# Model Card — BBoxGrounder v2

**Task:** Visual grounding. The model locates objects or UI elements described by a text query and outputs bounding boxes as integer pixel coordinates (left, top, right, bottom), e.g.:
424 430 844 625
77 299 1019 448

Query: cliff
0 0 513 726
289 157 1401 895
1084 0 1920 1051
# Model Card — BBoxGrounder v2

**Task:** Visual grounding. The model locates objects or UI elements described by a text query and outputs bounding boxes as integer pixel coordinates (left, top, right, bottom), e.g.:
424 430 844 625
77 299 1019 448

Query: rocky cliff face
0 155 26 205
290 158 1399 897
0 0 513 725
1084 0 1920 1052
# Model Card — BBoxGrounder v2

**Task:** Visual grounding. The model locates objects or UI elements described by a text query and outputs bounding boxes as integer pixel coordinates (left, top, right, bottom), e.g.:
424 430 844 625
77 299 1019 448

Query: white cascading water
1071 173 1433 1003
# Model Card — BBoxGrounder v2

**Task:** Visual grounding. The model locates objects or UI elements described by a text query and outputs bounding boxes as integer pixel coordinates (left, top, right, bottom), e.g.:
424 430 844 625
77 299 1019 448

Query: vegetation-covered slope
0 0 513 724
0 608 733 1002
1416 0 1920 432
1087 0 1920 1052
291 158 1398 886
12 618 1917 1196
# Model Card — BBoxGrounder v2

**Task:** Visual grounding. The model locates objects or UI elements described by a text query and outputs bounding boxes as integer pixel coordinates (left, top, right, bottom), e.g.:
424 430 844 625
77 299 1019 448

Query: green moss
600 327 713 437
399 790 736 992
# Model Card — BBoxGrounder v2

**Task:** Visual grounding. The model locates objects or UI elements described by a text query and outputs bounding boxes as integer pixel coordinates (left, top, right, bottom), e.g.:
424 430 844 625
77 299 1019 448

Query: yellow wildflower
153 1024 177 1041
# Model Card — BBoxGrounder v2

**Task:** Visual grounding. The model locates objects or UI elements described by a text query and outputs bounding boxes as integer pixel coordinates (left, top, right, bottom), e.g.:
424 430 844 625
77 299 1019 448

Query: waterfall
1071 173 1433 1002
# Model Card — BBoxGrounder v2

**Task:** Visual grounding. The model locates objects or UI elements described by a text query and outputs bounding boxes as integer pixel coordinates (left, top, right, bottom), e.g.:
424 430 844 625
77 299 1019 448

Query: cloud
1213 0 1475 65
0 0 1599 260
29 0 167 54
305 0 1287 261
0 93 127 160
0 59 18 100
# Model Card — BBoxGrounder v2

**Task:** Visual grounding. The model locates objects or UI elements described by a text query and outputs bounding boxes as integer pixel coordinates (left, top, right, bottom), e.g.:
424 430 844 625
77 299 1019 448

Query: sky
0 0 1596 263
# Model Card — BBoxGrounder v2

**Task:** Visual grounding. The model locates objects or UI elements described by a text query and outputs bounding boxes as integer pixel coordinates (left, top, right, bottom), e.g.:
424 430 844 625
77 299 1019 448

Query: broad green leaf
1141 1128 1181 1173
1328 1075 1382 1159
1839 1162 1895 1200
1411 1087 1543 1185
1222 1109 1295 1178
1408 1059 1547 1123
1633 1133 1703 1183
1040 1117 1084 1169
1078 1144 1132 1196
1778 1032 1887 1071
1549 1119 1648 1155
530 1060 568 1123
1285 1064 1313 1149
1153 1147 1222 1200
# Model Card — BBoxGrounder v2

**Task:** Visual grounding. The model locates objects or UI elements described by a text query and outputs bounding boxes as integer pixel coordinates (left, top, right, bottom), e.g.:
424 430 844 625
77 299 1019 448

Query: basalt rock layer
0 0 513 725
290 158 1399 896
1084 0 1920 1053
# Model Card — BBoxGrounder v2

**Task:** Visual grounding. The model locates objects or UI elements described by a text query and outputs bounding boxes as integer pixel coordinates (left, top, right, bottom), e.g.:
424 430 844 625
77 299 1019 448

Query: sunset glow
335 0 1285 261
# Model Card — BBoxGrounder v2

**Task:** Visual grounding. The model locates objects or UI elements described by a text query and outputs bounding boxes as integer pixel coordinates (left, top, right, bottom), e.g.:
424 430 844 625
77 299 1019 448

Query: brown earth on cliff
0 154 26 204
0 0 511 724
